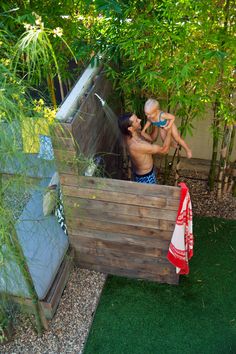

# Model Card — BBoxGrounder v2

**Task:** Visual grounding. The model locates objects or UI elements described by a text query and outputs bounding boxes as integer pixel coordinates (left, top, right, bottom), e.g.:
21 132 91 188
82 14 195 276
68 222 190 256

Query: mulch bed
174 169 236 220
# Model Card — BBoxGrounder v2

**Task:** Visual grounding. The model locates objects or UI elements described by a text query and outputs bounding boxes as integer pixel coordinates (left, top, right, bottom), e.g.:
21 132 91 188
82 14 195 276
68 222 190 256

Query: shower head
94 93 106 107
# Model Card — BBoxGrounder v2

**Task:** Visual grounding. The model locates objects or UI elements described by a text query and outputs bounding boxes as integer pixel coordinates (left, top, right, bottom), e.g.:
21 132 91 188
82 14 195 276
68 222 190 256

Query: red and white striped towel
167 182 194 274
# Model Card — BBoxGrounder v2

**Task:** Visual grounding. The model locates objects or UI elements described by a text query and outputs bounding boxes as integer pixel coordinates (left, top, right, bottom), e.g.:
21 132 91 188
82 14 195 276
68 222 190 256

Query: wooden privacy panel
53 68 181 284
52 71 122 178
71 73 117 157
60 174 181 285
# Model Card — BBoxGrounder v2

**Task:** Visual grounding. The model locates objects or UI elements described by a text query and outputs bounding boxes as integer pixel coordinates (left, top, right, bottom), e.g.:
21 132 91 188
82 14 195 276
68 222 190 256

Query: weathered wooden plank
53 122 73 138
42 248 74 319
167 198 181 209
54 149 77 162
70 75 117 156
62 185 179 211
66 210 176 231
73 121 117 158
52 136 78 151
60 174 181 199
8 249 74 322
64 196 178 221
77 261 179 284
73 120 105 156
54 161 78 175
67 217 173 240
73 238 165 257
76 246 171 268
68 230 170 254
72 240 168 264
75 252 174 276
71 74 113 137
72 76 107 136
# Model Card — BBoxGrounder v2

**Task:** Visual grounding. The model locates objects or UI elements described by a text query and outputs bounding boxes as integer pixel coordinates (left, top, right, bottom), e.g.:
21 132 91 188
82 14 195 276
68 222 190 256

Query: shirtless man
118 113 172 184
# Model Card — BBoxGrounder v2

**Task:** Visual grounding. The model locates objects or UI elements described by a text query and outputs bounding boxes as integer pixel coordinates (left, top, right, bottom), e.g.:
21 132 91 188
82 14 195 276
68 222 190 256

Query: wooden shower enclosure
52 63 180 285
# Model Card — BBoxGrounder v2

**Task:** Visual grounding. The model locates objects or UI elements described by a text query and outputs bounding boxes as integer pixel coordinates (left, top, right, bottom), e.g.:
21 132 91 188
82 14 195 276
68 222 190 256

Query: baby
141 98 192 159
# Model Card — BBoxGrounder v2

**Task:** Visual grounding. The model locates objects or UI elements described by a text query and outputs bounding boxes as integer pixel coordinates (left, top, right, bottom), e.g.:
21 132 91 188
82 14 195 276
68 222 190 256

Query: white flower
23 23 32 30
53 27 63 37
35 17 42 25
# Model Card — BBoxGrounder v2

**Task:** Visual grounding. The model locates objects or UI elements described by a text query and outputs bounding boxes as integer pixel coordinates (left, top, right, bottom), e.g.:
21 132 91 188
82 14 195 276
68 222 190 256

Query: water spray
94 92 121 143
94 93 106 107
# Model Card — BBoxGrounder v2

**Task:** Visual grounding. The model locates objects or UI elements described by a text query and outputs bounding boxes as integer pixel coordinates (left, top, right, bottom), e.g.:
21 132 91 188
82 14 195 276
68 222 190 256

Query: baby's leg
171 123 192 158
160 128 178 148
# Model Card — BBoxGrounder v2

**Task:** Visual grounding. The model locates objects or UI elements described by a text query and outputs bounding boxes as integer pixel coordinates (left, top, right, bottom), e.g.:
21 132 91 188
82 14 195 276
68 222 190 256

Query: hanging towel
167 182 194 274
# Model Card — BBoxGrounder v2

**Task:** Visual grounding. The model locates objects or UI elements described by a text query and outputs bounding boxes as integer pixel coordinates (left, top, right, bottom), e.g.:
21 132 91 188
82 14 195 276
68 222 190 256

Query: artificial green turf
84 217 236 354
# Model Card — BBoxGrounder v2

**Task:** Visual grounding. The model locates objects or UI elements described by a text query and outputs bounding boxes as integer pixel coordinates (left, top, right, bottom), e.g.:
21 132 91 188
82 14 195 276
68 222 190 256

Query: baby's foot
186 149 192 159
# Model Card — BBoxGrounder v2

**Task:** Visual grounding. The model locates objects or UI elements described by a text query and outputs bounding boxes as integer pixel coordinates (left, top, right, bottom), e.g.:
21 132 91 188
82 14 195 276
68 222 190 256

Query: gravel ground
1 269 106 354
1 170 235 354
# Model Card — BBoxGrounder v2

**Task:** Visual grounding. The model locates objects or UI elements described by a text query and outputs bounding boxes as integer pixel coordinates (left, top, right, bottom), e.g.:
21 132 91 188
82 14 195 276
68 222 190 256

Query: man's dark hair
118 113 133 137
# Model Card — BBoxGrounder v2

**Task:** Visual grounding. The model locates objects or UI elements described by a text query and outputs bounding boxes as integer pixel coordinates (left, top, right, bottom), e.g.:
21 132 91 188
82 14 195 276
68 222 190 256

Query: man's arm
133 129 172 155
150 125 159 141
141 120 153 142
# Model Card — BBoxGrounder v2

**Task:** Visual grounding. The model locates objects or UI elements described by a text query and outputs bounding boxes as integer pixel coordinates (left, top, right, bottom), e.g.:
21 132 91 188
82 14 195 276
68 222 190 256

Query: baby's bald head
144 99 160 112
144 99 160 120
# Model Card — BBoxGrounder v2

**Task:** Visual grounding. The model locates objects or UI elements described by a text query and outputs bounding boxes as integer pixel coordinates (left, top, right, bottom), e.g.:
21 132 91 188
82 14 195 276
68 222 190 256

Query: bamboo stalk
67 78 72 92
174 146 181 186
223 176 229 194
58 73 65 102
227 179 234 194
217 124 233 199
210 0 231 192
163 93 171 185
226 126 236 193
233 180 236 197
47 75 57 109
230 160 236 197
208 101 220 191
163 155 169 185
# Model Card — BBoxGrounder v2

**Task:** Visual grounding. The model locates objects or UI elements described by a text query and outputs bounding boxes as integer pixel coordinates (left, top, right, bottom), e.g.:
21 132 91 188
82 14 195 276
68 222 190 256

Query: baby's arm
161 112 175 130
141 120 153 142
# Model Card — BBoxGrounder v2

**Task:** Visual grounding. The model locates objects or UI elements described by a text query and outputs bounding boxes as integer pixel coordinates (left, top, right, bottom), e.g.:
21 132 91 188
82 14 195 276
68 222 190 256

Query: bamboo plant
0 20 48 336
13 12 76 107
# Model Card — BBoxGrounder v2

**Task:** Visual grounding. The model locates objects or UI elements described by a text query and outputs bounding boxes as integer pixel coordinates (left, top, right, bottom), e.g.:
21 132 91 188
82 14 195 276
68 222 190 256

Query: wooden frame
9 248 74 322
